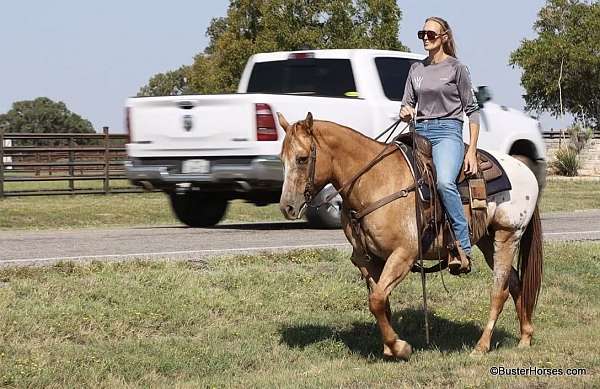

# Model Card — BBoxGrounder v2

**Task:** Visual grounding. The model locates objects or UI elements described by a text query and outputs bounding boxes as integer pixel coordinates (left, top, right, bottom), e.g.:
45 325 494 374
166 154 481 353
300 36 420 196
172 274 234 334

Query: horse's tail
518 205 543 319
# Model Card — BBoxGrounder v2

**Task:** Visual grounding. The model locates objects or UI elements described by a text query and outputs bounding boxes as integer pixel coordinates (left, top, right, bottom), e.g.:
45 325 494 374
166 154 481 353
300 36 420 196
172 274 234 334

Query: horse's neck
317 123 401 206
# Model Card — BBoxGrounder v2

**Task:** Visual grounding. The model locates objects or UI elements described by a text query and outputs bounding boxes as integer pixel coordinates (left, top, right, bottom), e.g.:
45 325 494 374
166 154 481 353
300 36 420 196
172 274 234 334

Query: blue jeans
415 119 472 256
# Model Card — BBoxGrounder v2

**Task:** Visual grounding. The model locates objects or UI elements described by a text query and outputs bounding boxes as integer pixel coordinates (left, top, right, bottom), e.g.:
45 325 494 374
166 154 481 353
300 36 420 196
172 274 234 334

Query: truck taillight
125 107 132 143
288 52 314 60
255 103 278 141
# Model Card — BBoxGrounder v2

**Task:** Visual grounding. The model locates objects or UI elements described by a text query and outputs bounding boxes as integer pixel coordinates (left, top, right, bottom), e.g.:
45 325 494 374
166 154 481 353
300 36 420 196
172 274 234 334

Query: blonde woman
400 16 480 274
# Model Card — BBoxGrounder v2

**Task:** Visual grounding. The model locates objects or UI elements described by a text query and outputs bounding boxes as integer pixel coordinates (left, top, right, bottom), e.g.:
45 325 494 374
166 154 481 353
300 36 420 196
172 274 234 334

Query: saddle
394 132 512 267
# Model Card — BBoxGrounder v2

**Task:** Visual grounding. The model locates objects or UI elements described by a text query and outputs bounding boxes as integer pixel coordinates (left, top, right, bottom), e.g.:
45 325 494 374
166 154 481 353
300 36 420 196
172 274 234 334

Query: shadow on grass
280 308 516 358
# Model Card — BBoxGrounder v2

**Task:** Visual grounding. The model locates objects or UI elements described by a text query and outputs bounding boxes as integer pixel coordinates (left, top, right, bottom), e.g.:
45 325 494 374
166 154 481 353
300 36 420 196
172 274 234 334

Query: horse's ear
277 112 290 132
304 112 313 132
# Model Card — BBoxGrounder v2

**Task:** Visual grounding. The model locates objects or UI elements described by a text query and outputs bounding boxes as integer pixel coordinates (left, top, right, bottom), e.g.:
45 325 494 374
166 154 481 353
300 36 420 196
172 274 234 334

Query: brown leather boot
448 241 471 275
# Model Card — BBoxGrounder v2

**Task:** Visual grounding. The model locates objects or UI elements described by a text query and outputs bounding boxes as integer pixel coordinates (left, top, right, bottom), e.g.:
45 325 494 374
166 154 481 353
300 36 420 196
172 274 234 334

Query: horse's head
278 112 330 220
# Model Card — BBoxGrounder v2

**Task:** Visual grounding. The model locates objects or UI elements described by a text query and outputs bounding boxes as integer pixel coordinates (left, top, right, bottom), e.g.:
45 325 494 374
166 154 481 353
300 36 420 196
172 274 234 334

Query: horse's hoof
469 349 484 358
517 339 531 349
384 340 412 361
470 345 488 357
383 344 392 357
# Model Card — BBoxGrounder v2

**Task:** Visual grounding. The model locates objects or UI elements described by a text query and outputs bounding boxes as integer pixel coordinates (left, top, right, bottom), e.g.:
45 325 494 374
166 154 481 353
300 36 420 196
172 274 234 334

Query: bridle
303 139 318 205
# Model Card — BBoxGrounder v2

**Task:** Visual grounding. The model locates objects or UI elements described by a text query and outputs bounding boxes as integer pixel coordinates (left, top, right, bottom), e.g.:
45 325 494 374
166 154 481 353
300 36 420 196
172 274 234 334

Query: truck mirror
476 86 492 107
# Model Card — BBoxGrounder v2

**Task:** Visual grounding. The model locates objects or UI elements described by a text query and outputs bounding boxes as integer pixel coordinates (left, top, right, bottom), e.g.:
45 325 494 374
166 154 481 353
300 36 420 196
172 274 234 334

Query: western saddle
394 132 511 274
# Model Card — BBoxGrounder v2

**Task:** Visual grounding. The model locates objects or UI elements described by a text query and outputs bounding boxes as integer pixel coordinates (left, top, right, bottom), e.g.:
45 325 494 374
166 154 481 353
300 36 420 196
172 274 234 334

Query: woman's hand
399 105 416 122
463 148 478 176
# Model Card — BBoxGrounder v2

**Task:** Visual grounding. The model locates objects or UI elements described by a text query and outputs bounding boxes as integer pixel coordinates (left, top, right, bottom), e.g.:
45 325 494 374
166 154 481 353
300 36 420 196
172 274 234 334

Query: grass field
0 242 598 387
540 179 600 212
1 179 598 231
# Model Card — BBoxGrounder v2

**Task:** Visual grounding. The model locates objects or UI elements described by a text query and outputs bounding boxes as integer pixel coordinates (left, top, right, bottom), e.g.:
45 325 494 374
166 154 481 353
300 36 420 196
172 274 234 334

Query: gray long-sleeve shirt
401 56 480 126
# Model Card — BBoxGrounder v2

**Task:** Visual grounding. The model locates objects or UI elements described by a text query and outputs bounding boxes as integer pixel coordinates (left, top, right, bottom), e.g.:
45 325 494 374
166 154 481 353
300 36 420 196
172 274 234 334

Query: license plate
182 159 210 174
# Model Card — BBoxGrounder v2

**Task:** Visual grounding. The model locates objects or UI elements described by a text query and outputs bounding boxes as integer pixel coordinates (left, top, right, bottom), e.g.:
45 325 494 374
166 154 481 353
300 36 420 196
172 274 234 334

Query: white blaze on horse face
280 124 296 199
280 125 309 211
486 151 539 232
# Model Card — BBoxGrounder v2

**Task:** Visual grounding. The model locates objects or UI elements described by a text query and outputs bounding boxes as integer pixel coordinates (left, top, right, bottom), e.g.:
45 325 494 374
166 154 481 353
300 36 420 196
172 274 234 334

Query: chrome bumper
125 156 284 187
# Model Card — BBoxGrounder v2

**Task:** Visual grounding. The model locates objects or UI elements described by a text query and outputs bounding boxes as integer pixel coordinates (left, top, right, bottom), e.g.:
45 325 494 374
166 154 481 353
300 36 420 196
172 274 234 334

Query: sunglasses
417 30 446 41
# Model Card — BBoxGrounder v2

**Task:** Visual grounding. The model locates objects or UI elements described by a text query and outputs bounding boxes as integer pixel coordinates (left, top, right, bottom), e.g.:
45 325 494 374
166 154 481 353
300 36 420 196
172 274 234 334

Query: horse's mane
313 120 387 147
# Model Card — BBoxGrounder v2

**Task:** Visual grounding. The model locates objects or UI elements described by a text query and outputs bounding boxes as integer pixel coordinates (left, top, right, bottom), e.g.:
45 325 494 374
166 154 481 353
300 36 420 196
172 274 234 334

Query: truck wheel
305 200 342 229
168 192 228 227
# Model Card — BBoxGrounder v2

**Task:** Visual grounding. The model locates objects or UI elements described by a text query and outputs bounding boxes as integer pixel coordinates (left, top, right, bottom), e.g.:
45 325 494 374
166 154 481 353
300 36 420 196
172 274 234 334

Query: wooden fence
0 127 144 197
542 129 600 139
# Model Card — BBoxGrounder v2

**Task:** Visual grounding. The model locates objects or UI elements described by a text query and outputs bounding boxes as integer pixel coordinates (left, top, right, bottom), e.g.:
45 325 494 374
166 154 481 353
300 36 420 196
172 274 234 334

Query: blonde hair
426 16 457 58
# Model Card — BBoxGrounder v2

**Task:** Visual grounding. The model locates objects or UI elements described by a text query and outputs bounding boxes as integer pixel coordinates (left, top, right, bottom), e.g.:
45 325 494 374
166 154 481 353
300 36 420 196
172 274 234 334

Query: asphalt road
1 210 600 266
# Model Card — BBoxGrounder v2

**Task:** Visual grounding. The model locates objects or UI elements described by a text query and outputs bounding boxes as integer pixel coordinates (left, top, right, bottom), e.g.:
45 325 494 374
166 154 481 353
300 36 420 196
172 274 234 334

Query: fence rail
0 127 145 198
543 130 600 139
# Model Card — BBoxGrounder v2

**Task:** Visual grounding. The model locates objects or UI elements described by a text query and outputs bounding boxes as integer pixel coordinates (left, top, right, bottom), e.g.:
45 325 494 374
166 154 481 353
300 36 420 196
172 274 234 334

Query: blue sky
0 0 570 132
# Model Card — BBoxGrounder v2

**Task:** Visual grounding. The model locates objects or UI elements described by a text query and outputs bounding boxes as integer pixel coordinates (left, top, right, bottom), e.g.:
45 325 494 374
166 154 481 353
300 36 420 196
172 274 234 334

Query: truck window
247 59 358 98
375 57 416 101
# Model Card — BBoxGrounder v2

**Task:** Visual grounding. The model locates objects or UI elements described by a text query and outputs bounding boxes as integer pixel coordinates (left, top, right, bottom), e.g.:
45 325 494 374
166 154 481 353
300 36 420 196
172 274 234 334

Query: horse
277 112 543 360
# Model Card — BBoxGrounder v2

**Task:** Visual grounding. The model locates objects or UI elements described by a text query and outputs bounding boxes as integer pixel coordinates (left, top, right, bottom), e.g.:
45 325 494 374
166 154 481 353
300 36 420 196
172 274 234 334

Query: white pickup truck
125 49 547 228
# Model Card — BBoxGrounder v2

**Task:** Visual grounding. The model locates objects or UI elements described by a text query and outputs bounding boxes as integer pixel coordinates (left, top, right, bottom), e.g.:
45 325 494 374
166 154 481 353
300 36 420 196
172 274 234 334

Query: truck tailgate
127 95 281 157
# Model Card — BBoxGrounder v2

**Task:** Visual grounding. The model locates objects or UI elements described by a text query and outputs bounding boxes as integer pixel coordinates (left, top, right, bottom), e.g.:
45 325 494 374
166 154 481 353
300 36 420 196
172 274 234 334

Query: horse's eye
296 156 309 165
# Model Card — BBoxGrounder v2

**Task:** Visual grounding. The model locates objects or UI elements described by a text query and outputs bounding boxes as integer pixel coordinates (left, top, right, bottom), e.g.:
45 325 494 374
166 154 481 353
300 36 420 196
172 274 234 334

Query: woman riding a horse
278 17 542 361
399 16 480 274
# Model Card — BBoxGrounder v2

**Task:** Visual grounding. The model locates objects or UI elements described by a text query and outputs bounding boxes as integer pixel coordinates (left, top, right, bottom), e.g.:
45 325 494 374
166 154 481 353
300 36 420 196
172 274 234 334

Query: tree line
1 0 598 134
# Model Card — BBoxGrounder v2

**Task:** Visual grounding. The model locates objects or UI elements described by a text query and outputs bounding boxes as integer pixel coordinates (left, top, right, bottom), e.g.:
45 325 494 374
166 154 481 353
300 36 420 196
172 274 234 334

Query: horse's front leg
368 247 414 360
349 250 396 356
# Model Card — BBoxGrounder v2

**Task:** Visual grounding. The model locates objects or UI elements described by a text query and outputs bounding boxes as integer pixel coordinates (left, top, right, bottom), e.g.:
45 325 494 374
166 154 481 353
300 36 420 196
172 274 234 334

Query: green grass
0 179 598 231
0 193 283 230
540 179 600 212
0 242 598 387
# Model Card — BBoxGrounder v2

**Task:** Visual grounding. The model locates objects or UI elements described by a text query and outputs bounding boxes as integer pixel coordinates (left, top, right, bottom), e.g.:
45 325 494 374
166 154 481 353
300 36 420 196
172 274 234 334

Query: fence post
0 128 4 199
103 126 110 194
69 136 75 192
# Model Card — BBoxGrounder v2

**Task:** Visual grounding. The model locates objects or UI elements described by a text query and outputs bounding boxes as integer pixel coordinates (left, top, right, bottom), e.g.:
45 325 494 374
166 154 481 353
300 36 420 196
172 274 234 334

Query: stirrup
448 241 471 275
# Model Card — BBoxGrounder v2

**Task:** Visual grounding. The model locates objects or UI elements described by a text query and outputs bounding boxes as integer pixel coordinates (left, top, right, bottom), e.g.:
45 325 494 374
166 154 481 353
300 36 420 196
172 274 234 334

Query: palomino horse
277 112 543 360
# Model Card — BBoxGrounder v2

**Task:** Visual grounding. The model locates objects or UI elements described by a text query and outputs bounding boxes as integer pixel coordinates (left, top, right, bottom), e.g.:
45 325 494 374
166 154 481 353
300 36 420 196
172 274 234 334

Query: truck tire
305 200 343 229
168 192 228 227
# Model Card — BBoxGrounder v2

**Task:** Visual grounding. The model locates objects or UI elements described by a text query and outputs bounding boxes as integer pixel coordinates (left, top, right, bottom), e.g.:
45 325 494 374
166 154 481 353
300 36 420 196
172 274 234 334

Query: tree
0 97 95 134
139 0 408 96
137 65 192 97
0 97 95 145
510 0 600 129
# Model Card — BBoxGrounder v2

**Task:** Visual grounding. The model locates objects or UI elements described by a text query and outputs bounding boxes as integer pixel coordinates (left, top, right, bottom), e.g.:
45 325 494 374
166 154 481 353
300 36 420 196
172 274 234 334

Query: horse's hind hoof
517 339 531 349
469 349 486 358
384 340 412 361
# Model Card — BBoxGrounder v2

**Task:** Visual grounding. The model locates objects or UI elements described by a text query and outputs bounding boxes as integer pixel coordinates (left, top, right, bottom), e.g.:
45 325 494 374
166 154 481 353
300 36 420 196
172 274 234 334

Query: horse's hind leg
367 247 414 360
472 229 520 355
476 231 533 350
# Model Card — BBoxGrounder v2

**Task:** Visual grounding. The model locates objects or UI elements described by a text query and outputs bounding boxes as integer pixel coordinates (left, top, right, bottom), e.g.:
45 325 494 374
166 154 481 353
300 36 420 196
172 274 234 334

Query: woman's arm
457 64 480 175
400 63 417 122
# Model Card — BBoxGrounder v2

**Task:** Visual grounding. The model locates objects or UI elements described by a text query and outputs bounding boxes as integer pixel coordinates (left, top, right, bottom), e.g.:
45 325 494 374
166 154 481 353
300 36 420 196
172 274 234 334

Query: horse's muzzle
280 202 307 220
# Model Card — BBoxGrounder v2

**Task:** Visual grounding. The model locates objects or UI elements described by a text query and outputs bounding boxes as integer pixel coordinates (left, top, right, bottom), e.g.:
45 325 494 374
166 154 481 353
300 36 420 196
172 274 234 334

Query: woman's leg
430 131 472 257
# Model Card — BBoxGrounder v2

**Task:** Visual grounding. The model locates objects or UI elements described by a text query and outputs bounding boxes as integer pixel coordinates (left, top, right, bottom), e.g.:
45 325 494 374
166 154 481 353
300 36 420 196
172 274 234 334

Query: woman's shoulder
410 60 425 69
447 57 470 71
